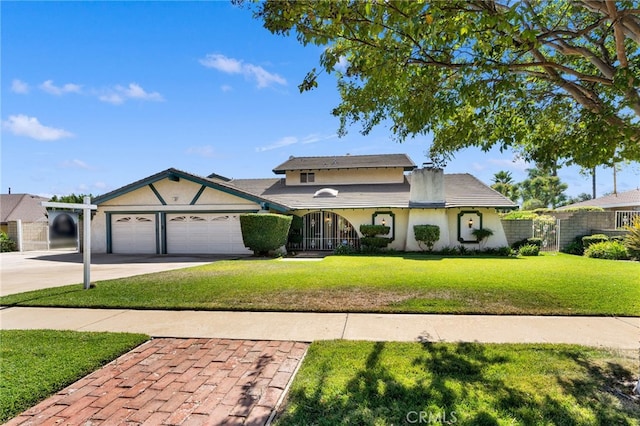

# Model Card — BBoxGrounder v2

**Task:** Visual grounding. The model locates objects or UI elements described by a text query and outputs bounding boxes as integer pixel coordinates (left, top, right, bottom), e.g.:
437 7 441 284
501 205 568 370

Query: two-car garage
109 213 251 255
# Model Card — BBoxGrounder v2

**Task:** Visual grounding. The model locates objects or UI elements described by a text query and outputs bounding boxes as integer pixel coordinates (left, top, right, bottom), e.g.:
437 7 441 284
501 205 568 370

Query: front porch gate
532 218 560 252
301 211 359 251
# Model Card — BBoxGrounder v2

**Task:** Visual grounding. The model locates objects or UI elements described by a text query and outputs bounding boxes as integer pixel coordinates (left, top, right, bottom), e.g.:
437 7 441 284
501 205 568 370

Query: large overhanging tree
243 0 640 169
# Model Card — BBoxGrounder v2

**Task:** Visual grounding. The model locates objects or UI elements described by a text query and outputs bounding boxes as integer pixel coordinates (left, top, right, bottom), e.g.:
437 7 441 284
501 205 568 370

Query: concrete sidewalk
2 307 638 350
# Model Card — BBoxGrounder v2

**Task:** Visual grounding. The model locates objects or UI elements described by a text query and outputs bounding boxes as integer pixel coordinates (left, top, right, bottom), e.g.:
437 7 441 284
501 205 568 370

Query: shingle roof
558 188 640 210
0 194 49 223
230 174 516 210
272 154 416 174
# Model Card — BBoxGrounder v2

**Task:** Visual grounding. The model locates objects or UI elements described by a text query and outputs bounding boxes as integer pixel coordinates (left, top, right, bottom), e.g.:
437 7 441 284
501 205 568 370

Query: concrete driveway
1 250 243 296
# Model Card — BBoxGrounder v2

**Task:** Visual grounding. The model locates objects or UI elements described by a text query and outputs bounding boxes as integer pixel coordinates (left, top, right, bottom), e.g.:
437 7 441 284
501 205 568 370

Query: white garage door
166 214 250 254
111 214 157 254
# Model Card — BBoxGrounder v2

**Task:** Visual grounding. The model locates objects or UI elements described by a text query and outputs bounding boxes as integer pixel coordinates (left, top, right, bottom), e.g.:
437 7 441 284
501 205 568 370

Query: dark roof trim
93 168 290 212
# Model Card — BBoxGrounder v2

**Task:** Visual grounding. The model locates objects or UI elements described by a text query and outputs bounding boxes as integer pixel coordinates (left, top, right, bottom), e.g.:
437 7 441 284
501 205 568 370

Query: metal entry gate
532 218 560 252
302 211 359 251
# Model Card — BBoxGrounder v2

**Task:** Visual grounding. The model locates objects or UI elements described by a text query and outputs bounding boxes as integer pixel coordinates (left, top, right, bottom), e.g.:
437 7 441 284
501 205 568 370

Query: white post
83 196 91 290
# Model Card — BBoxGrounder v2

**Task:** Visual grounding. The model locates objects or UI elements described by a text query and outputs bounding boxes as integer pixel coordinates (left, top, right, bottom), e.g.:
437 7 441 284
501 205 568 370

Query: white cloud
186 145 216 158
221 84 233 92
200 54 243 73
98 83 164 105
40 80 82 95
256 136 298 152
255 133 338 152
11 79 29 94
60 159 91 169
200 53 287 89
335 56 349 73
2 114 74 141
487 157 530 172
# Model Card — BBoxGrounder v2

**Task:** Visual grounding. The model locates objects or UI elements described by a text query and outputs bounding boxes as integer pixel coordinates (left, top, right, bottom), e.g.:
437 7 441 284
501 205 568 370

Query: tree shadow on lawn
275 342 638 425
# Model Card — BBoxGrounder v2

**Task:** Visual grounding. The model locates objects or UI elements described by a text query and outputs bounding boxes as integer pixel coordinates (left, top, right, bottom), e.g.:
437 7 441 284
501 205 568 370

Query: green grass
0 330 148 423
1 253 638 316
275 341 640 425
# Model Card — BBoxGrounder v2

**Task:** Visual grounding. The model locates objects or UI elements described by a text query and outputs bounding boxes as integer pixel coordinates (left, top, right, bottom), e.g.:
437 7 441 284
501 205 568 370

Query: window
300 172 315 183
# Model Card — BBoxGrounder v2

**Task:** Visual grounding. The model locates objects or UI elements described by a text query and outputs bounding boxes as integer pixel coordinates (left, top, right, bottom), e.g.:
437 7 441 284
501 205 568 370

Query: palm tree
491 171 519 202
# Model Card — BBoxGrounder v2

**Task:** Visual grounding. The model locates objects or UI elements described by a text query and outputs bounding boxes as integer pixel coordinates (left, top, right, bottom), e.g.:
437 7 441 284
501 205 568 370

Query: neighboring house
558 188 640 229
91 154 517 254
558 188 640 212
0 193 49 233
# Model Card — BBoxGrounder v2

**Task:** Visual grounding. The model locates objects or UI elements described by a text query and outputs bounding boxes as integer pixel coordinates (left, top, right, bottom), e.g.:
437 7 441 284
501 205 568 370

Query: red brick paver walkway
6 338 309 426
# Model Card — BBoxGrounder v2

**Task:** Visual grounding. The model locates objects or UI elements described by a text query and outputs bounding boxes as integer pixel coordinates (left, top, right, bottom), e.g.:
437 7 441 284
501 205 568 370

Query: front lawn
1 254 638 316
275 341 640 425
0 330 148 423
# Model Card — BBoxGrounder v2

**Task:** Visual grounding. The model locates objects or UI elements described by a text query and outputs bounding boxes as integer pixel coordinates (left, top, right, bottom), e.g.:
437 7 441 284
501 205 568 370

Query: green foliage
584 241 630 260
359 237 390 252
519 168 568 208
582 234 609 249
471 228 493 249
526 238 543 248
560 206 605 212
240 213 292 256
561 236 586 256
522 199 546 210
518 244 540 256
501 211 540 220
287 215 304 246
0 330 148 423
359 224 390 237
0 232 16 252
248 1 640 169
49 193 92 203
333 243 358 256
491 170 519 202
413 224 440 252
623 216 640 260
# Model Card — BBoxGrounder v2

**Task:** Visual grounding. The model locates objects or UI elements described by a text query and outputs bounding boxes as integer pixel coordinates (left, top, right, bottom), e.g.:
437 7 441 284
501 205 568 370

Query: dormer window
300 172 315 183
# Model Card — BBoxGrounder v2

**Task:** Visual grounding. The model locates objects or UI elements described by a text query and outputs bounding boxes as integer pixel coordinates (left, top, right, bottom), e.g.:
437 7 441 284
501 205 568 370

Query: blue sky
2 1 638 200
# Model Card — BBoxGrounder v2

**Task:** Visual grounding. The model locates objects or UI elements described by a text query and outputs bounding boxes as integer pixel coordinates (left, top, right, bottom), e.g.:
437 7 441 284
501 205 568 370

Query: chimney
409 164 445 205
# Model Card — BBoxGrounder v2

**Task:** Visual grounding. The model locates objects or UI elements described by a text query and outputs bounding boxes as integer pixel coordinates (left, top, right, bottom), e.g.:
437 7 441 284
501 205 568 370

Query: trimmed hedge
359 224 390 237
414 225 440 252
240 213 292 256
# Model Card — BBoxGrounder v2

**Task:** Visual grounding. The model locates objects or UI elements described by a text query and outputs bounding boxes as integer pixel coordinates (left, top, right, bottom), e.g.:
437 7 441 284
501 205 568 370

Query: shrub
560 206 605 212
287 215 303 246
359 224 390 237
584 241 630 260
623 216 640 260
333 244 357 255
526 237 543 248
359 237 390 252
471 228 493 249
561 236 586 256
518 244 540 256
484 246 515 257
413 224 440 252
501 211 539 220
582 234 609 249
240 213 292 256
0 232 16 252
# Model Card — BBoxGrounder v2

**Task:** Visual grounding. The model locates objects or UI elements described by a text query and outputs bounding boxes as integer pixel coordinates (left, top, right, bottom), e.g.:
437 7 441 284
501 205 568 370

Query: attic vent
313 188 339 198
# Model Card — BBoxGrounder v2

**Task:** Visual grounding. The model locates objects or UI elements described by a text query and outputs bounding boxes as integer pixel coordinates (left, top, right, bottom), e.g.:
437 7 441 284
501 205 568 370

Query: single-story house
558 188 640 212
0 193 49 233
558 187 640 229
91 154 517 254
